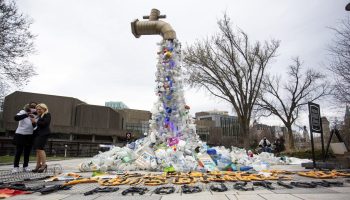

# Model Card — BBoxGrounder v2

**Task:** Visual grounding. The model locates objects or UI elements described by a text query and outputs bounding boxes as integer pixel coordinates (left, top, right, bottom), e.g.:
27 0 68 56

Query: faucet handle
143 15 166 20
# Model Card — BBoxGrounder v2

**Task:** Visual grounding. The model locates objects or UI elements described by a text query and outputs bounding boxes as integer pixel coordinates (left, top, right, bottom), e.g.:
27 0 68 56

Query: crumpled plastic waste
287 157 311 165
79 142 308 172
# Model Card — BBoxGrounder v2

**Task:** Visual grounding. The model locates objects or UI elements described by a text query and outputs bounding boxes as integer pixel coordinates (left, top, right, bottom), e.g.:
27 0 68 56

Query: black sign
308 102 322 133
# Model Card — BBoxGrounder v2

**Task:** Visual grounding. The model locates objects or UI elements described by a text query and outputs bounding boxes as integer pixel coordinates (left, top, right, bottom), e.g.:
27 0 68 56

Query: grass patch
0 155 74 164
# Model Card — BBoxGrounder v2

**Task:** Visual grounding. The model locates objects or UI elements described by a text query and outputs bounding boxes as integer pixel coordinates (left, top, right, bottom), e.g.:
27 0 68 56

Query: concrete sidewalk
1 158 349 200
0 158 87 173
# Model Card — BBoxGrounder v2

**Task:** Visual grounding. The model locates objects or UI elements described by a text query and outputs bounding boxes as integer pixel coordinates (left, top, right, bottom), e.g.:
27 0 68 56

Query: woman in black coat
32 103 51 173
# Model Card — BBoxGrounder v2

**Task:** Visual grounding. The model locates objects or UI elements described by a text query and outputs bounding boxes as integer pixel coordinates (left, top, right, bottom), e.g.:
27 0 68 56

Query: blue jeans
262 146 272 153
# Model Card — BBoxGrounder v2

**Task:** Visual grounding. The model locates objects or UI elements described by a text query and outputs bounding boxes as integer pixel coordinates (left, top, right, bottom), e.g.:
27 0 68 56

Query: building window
200 117 212 121
95 135 113 142
126 122 149 134
73 134 92 141
197 127 209 142
197 127 209 135
220 117 239 138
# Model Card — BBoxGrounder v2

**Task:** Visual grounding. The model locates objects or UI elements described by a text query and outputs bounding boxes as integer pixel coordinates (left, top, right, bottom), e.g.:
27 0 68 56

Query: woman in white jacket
12 102 37 173
258 137 272 153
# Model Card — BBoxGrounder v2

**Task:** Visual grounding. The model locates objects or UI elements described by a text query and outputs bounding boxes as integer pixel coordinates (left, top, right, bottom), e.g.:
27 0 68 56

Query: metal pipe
131 9 176 40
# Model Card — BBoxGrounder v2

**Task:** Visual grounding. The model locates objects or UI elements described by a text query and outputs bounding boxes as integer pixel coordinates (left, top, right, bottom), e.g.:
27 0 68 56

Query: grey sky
16 0 348 127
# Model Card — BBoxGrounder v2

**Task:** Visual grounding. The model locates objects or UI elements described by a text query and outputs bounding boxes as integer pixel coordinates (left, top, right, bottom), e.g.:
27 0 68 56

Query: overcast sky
15 0 348 127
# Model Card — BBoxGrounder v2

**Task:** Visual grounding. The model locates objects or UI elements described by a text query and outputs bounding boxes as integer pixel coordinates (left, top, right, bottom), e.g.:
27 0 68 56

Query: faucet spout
131 9 176 40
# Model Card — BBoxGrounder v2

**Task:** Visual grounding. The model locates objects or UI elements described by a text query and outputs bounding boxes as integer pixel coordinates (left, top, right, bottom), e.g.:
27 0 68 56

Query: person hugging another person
32 103 51 173
12 102 38 173
258 137 272 153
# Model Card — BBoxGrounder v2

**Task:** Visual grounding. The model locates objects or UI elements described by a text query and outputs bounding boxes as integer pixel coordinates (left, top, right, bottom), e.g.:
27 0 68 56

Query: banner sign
308 102 322 133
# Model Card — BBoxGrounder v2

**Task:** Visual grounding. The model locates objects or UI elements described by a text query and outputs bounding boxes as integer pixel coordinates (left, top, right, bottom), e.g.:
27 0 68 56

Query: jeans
14 145 32 168
262 146 272 153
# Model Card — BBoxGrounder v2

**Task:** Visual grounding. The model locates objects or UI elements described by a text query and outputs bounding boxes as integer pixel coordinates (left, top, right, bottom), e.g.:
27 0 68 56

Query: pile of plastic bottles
79 139 298 172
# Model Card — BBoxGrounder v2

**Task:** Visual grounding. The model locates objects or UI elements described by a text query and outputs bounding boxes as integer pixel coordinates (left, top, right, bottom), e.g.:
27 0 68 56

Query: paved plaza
0 158 349 200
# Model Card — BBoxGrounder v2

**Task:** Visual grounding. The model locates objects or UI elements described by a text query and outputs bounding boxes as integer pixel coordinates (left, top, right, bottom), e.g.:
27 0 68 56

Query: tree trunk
238 117 250 148
286 125 295 150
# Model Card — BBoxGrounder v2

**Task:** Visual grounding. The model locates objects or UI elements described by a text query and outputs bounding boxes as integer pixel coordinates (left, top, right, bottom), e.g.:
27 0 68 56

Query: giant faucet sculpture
129 9 200 170
78 9 201 172
131 9 176 40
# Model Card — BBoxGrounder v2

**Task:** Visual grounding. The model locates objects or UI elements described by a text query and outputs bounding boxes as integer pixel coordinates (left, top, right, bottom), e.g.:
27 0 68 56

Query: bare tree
256 58 329 150
183 14 279 147
328 18 350 104
0 81 8 111
0 0 36 98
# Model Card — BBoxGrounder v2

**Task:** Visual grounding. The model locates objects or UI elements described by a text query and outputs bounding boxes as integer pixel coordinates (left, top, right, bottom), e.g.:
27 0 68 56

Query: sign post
308 102 325 169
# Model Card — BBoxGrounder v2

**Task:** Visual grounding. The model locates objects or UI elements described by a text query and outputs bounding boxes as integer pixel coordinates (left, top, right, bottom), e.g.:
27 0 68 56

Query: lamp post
64 145 68 158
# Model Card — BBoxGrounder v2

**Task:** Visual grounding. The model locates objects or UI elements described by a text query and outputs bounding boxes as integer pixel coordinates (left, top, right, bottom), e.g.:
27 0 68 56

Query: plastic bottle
239 166 253 171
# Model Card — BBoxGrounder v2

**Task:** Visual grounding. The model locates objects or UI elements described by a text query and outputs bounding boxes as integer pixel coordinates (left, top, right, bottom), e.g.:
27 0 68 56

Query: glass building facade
105 101 129 110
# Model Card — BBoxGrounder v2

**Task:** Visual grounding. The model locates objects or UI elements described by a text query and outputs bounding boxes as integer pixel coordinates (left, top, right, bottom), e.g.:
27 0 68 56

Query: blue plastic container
239 166 253 171
206 148 217 155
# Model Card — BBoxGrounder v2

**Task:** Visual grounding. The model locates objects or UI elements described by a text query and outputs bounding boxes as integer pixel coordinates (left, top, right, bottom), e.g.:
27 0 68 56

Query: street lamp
64 145 68 158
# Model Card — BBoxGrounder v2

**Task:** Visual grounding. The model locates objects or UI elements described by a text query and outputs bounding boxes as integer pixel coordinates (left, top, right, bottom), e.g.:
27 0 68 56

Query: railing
0 138 124 157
